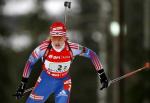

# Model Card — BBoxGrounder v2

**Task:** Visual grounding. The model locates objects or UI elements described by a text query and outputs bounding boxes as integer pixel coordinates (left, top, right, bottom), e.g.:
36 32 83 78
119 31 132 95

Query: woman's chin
55 46 61 49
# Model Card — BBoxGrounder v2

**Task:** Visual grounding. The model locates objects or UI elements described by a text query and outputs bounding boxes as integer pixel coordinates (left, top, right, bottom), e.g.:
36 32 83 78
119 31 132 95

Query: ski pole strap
24 87 34 94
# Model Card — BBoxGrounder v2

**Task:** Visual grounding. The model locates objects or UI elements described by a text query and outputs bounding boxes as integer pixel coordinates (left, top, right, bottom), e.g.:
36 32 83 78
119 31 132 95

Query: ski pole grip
144 62 150 68
64 1 71 8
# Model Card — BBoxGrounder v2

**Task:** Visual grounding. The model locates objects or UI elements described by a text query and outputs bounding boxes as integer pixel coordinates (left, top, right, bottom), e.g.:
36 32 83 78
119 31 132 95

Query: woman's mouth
55 44 60 47
54 44 61 49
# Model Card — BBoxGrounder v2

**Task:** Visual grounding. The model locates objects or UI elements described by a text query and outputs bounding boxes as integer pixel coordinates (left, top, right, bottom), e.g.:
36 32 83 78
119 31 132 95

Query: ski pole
108 62 150 86
23 1 72 95
64 1 71 25
24 63 150 93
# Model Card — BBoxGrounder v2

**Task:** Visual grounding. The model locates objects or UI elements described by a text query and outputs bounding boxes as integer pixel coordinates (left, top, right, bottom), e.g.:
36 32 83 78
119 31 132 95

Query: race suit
23 40 103 103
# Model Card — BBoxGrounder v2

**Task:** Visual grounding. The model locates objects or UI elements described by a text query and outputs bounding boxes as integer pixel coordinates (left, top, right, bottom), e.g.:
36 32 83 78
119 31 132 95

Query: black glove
13 77 28 99
98 69 108 90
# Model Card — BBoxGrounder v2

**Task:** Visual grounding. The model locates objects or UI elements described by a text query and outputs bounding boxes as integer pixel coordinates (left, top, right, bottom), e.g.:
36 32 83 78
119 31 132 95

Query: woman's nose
55 40 60 44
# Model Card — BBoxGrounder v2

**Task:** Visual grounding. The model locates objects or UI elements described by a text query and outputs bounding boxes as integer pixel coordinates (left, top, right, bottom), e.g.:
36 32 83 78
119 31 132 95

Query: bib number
57 65 67 71
44 60 71 72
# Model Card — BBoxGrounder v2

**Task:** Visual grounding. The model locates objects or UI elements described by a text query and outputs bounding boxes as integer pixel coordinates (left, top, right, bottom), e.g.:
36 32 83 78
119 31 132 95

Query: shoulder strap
66 41 73 61
42 41 52 63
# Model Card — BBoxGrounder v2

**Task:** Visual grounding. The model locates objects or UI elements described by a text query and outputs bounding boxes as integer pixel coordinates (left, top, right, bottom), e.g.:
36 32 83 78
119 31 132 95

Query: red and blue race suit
23 40 103 103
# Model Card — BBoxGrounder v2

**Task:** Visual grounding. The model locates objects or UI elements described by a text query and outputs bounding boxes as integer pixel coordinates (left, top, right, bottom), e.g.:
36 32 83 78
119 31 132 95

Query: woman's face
51 36 66 49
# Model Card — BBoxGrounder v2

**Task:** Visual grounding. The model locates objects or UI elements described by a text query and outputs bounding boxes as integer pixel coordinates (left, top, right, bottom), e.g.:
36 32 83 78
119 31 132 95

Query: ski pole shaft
23 1 72 95
108 62 150 86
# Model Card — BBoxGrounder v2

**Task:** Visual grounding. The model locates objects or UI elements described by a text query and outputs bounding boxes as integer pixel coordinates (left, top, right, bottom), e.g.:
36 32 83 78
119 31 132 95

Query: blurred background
0 0 149 103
